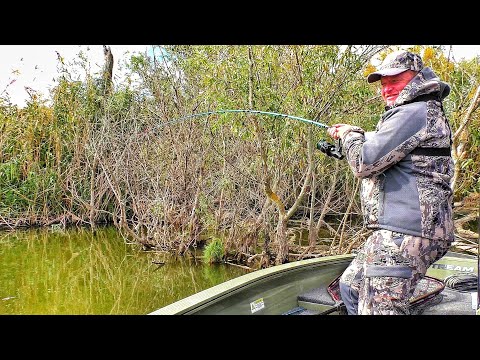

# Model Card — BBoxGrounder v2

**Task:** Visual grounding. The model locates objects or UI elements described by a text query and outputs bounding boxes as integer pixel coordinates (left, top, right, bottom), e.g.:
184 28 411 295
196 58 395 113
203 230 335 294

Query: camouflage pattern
415 97 454 240
340 229 450 315
338 58 454 315
394 67 450 107
382 50 423 71
360 174 382 227
367 50 424 83
342 65 454 242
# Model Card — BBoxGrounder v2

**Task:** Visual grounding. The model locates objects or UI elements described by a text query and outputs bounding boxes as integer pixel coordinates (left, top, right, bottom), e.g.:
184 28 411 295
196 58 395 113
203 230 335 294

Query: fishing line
140 109 330 187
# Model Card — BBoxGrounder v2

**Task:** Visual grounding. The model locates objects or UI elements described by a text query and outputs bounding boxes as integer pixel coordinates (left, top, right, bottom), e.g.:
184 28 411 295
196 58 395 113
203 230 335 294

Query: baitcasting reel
316 139 344 160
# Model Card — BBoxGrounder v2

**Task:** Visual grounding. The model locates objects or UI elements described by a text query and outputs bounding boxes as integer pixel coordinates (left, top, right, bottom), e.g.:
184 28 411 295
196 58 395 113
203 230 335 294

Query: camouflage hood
391 67 451 108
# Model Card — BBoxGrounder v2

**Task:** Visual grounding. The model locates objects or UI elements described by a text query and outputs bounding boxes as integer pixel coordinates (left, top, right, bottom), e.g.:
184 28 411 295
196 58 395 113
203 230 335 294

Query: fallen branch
225 261 252 271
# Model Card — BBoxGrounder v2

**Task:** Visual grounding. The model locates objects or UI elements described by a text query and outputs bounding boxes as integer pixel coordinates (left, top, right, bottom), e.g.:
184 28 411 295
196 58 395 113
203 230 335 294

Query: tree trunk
102 45 114 96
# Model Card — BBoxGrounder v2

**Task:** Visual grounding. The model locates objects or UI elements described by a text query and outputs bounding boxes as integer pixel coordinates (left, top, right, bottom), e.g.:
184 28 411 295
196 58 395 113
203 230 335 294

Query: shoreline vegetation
0 45 478 270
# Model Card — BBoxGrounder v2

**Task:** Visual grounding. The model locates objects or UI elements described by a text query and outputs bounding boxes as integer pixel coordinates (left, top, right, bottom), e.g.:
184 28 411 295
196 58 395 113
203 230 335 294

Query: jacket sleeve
341 104 427 178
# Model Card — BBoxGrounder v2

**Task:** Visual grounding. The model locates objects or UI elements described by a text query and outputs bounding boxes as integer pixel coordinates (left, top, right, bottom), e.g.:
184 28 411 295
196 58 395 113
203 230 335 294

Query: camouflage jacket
342 67 454 242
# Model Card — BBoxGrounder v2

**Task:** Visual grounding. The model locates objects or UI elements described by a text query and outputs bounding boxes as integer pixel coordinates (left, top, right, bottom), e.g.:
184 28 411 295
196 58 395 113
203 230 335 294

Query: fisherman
327 50 454 315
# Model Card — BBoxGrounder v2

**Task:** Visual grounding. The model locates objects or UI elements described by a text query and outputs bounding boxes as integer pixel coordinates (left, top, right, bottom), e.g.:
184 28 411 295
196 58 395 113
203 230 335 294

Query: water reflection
0 226 247 314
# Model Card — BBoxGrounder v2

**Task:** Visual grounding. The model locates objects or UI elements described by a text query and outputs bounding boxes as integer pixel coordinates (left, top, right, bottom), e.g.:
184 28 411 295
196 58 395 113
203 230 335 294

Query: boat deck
284 274 477 315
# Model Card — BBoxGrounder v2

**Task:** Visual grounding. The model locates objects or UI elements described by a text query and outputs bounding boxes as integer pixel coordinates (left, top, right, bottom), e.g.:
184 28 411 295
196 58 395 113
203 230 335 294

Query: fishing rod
150 109 344 160
156 109 330 129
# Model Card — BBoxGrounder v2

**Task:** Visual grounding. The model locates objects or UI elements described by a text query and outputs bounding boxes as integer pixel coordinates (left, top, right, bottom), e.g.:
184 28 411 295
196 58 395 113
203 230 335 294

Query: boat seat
297 286 337 306
290 280 344 315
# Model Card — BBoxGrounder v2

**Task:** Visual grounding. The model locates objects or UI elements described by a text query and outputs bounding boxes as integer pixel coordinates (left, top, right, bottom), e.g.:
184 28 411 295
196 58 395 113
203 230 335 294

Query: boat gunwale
149 253 355 315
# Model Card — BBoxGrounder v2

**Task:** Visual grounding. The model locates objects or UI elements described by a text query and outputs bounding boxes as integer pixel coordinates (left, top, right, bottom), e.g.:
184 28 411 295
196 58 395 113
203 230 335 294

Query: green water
0 226 248 315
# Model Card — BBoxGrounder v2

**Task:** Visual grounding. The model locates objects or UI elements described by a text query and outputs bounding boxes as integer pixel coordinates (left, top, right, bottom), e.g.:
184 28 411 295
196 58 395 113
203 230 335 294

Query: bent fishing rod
148 108 344 160
154 109 330 129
